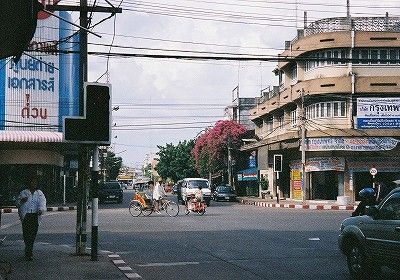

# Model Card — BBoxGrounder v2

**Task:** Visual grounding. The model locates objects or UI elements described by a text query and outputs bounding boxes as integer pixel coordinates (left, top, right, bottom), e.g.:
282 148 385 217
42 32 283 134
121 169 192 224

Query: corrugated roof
0 131 63 143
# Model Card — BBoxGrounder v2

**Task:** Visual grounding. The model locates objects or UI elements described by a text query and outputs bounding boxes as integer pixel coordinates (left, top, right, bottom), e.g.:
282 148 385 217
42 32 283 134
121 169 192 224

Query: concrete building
0 11 79 205
243 15 400 203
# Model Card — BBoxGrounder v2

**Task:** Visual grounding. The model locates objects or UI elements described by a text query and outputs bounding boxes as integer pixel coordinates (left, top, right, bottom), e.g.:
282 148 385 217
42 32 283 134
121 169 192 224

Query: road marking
125 273 142 279
137 261 200 267
308 237 320 241
108 253 142 279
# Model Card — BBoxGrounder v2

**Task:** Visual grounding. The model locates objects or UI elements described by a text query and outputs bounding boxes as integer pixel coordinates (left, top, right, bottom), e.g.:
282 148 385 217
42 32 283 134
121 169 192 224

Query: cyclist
153 178 166 213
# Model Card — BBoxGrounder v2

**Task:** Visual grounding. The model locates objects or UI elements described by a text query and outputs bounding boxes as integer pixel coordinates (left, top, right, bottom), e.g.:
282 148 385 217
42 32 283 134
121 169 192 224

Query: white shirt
153 183 165 200
17 189 47 221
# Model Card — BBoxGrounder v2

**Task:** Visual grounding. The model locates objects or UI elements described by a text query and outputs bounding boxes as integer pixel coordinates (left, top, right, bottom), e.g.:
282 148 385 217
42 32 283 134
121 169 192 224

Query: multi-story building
0 10 79 204
244 15 400 203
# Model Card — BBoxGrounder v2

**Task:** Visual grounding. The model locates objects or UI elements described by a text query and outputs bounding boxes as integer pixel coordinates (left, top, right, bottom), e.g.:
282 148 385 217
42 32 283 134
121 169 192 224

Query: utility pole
46 2 122 257
300 89 306 202
91 146 99 261
75 0 89 256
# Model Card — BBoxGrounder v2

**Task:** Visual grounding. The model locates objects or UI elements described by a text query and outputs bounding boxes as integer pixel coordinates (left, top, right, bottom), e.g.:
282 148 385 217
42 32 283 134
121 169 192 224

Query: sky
67 0 398 168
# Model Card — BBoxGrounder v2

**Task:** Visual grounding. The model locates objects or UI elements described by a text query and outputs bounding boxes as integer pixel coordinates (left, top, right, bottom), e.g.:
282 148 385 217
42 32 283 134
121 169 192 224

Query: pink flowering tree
192 120 247 178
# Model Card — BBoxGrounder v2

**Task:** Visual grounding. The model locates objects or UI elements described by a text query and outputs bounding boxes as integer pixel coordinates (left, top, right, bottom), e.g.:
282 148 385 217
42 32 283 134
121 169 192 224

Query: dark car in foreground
338 187 400 279
213 185 237 202
99 181 123 203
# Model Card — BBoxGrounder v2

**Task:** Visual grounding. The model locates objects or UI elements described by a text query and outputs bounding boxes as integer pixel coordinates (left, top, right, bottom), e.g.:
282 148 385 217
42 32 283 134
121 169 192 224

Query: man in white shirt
17 175 47 261
153 179 166 213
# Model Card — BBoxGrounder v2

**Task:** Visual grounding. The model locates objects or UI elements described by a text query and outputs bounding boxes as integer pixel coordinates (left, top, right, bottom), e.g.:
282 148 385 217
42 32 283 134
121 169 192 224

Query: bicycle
129 195 179 217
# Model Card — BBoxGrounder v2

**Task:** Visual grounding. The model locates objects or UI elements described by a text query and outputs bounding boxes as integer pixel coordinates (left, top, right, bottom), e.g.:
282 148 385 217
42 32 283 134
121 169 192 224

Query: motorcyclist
351 187 377 217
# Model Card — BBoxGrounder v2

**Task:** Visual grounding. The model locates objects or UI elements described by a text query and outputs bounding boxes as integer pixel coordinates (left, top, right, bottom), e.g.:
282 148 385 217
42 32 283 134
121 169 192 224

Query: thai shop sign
357 98 400 129
303 137 399 151
0 9 79 131
347 157 400 172
290 157 345 172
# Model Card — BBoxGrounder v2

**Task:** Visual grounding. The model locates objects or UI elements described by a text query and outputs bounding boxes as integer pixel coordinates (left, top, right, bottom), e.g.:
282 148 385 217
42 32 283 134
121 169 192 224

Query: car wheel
346 242 379 280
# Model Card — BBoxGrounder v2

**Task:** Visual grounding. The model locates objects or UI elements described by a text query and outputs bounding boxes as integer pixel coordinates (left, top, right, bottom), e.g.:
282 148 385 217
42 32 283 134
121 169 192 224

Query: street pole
76 0 89 256
276 171 280 203
228 147 231 186
300 89 306 203
91 146 99 261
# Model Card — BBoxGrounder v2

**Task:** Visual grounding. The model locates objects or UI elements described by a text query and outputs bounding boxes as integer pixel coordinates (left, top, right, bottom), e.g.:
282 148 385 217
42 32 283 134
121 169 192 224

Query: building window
266 117 273 133
306 101 346 120
361 50 369 64
278 115 284 129
370 50 378 64
389 49 397 64
291 65 297 81
379 49 388 64
326 51 332 65
290 109 297 127
352 50 360 64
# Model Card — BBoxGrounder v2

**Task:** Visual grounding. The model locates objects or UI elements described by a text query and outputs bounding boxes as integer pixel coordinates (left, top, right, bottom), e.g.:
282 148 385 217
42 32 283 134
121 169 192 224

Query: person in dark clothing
352 187 376 217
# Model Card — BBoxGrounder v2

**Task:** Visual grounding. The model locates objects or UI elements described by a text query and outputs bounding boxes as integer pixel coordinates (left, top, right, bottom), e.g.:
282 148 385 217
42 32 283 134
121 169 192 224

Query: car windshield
101 182 121 189
217 186 232 193
188 180 209 189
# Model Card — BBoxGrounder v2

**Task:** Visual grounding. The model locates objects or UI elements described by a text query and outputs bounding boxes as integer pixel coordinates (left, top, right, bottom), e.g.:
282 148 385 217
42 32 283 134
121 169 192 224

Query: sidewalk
0 239 127 280
239 196 357 211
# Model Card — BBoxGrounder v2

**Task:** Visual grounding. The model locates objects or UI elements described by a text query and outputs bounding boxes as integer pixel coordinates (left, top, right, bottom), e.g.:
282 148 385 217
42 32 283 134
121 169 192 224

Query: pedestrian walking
16 174 47 261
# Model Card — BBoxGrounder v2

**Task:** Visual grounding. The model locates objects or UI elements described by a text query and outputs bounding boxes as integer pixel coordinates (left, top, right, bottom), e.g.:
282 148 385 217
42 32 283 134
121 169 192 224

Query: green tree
156 140 198 182
104 151 123 180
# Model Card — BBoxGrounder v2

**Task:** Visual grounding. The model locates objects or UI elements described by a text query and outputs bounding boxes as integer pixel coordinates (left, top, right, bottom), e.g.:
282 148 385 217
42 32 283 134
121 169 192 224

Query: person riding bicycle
193 185 204 210
153 178 166 213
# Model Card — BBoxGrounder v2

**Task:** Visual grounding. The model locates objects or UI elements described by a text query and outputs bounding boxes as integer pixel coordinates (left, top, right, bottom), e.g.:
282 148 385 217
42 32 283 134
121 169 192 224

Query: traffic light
0 0 43 62
273 154 283 173
64 83 111 144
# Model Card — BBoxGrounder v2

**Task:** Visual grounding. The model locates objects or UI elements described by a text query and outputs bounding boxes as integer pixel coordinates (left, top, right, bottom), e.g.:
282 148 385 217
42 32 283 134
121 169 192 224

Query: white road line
125 273 142 279
308 237 321 241
137 261 200 267
113 259 126 265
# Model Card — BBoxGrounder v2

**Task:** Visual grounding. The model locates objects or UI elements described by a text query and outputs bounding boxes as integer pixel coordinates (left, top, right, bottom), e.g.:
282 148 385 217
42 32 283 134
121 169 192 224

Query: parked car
213 185 237 202
181 178 212 206
99 181 123 203
338 186 400 279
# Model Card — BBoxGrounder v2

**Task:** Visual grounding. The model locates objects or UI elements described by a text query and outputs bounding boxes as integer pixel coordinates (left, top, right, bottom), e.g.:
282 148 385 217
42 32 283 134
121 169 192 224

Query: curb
1 205 91 214
240 199 355 211
108 254 142 279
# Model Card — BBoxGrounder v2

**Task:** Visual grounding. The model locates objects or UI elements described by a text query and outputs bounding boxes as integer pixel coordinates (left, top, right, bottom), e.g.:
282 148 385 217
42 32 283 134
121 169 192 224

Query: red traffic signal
64 83 111 145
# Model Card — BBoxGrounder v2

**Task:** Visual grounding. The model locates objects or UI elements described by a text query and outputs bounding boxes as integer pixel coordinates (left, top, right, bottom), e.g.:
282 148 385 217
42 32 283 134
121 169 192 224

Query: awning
0 131 63 143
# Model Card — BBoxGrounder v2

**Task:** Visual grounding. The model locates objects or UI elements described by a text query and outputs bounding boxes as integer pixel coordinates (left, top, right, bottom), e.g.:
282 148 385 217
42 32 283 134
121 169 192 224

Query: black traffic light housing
0 0 43 62
64 83 111 145
273 154 283 173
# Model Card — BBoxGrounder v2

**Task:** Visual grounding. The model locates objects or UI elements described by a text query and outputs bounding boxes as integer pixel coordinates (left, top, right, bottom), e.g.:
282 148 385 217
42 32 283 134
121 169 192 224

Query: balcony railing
291 17 400 44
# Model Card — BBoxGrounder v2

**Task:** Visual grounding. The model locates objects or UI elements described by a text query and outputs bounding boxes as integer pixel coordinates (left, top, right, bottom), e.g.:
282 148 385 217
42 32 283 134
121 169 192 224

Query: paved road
1 190 397 279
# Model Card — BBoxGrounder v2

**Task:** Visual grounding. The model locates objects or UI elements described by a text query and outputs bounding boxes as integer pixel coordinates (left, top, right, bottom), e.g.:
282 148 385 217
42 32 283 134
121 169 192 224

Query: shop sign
347 157 400 172
290 157 345 172
292 179 303 201
303 137 399 151
357 98 400 129
0 10 79 131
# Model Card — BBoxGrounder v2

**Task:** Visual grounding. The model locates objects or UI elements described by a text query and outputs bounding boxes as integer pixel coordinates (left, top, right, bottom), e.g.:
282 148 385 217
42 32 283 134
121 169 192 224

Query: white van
181 178 212 206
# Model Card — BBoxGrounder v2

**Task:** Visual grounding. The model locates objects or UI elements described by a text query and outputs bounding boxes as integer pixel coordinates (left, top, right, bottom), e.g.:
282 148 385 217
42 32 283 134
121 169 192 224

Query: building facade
244 16 400 202
0 10 79 205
